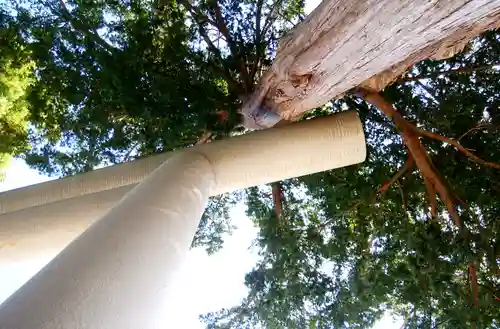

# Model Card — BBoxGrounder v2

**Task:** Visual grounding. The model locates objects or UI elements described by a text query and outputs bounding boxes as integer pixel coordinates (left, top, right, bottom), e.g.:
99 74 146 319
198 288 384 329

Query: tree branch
423 176 438 217
458 123 499 141
178 0 241 93
196 130 213 145
356 89 461 226
378 156 414 194
469 263 480 307
396 63 499 83
56 0 117 54
255 0 264 46
417 127 500 170
123 141 141 162
478 283 500 302
261 0 280 36
210 0 251 90
415 80 440 105
357 89 500 170
250 0 264 81
358 91 488 315
271 182 283 220
397 182 407 211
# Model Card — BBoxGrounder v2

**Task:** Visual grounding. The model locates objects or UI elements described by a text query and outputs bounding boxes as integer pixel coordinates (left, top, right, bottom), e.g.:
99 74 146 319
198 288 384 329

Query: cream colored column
0 112 366 264
0 112 366 329
0 151 215 329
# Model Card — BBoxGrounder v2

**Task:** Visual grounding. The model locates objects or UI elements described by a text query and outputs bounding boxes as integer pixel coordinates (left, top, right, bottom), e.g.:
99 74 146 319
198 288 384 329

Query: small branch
196 130 213 145
378 156 414 194
356 89 461 226
207 65 242 94
250 0 265 82
469 263 479 307
478 284 500 302
417 128 500 170
254 0 263 51
397 182 407 210
415 80 440 105
423 176 438 218
123 141 141 162
458 123 498 141
396 63 499 83
210 0 251 90
261 0 280 41
178 0 241 93
345 97 397 132
56 0 117 54
318 200 365 231
271 182 283 220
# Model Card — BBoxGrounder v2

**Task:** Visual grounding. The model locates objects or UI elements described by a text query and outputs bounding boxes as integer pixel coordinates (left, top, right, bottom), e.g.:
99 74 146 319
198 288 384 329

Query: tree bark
249 0 500 120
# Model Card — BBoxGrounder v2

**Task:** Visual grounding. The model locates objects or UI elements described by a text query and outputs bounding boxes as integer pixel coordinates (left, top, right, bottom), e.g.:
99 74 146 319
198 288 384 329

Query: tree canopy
0 8 33 180
1 0 499 328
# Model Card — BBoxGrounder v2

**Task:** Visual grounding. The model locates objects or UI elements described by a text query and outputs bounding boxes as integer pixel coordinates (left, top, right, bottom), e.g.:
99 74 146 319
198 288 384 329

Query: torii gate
0 1 499 328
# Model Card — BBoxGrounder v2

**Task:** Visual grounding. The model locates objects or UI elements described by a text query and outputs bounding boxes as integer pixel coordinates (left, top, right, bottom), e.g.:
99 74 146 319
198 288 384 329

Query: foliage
3 0 304 250
201 31 500 328
0 8 34 180
1 0 499 327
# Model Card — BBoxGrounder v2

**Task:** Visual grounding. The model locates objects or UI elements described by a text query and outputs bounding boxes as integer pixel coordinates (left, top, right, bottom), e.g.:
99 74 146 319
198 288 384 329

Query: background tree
2 0 304 248
1 0 499 327
201 30 500 329
0 8 34 180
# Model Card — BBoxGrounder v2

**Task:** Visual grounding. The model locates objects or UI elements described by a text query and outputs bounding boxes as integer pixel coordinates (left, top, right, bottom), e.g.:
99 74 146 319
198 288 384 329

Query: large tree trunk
253 0 500 119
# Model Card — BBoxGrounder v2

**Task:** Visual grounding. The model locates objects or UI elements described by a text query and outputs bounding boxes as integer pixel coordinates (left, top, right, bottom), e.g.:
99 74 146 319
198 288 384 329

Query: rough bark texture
251 0 500 120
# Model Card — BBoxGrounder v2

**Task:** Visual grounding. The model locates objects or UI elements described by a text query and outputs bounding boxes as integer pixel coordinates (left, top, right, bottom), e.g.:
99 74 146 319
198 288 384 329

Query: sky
0 0 403 327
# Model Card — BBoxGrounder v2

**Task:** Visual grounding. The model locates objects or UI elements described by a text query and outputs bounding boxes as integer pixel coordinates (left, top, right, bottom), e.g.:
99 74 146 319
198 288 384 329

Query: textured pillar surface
0 112 366 263
0 112 366 329
0 152 214 329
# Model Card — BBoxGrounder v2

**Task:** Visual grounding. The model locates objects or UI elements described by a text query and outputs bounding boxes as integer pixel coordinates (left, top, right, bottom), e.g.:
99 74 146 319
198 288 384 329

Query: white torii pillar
0 112 366 329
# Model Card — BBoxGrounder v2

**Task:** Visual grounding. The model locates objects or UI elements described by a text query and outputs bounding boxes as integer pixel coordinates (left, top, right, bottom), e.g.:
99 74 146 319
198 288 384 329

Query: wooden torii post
0 1 499 328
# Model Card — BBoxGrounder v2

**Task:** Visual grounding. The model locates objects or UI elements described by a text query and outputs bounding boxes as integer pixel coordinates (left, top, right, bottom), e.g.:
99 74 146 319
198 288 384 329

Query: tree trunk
252 0 500 119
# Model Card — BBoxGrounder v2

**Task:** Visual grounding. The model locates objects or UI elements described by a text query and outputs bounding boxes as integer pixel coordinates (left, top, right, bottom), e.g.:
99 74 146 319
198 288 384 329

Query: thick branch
423 176 438 217
357 89 491 315
357 89 461 226
396 63 499 83
245 0 500 120
358 90 500 170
